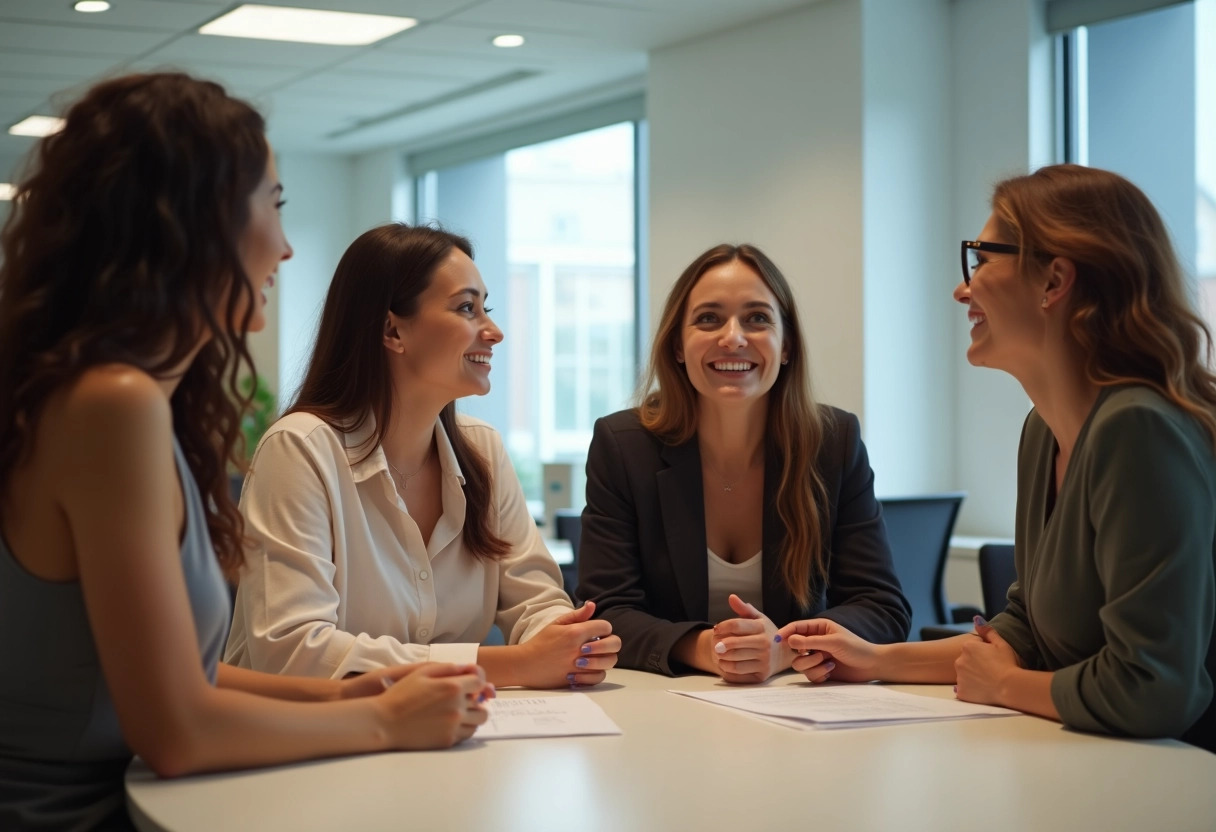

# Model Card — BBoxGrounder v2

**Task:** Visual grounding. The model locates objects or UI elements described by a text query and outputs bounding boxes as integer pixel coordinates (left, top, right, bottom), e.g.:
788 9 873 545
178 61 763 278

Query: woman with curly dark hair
0 73 488 831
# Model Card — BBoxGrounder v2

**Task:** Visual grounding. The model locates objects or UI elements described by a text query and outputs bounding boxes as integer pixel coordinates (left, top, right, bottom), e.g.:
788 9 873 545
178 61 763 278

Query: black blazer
577 407 911 675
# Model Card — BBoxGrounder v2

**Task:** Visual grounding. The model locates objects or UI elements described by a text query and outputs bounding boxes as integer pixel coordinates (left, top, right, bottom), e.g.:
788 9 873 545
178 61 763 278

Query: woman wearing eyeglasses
577 243 911 683
778 164 1215 752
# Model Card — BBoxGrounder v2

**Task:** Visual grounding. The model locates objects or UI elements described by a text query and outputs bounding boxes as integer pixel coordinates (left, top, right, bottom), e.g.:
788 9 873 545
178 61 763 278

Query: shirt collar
345 413 466 486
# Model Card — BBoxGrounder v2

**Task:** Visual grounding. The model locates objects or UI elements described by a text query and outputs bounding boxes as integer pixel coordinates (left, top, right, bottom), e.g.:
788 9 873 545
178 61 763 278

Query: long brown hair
993 164 1216 445
289 223 510 561
639 244 828 608
0 72 268 577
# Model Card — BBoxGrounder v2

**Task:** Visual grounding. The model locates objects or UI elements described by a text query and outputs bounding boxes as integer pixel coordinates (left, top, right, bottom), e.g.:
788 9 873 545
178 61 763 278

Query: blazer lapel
656 438 709 621
761 444 797 625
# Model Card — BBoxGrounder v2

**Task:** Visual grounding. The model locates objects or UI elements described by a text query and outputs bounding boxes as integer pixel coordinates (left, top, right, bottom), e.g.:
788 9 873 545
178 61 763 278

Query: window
416 122 640 504
1058 0 1216 319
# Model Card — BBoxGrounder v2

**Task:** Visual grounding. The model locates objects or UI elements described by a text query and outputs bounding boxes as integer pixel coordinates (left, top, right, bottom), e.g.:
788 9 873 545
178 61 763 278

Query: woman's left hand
954 618 1021 706
338 663 496 704
711 594 791 684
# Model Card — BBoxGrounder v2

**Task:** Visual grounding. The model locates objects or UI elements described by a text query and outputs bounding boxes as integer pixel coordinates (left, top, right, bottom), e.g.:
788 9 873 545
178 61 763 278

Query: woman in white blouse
225 223 620 687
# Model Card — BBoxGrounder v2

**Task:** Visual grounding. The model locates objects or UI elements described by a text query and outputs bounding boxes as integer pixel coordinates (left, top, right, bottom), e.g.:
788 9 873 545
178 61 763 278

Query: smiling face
676 258 787 407
235 149 292 333
953 213 1045 374
390 247 503 403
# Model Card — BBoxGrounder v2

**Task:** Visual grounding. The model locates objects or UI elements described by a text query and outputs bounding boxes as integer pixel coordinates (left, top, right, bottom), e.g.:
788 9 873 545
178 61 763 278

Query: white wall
950 0 1053 537
861 0 955 497
648 0 866 415
275 152 354 405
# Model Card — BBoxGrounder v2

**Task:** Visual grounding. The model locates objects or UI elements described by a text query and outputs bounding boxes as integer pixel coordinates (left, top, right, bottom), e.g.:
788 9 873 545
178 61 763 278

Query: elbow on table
1073 681 1211 741
129 721 209 779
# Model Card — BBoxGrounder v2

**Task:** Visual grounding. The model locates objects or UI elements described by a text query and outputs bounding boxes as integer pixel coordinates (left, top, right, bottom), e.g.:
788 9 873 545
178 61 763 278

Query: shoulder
816 405 862 455
453 412 504 454
594 408 653 442
1087 385 1211 453
254 411 349 464
52 364 171 442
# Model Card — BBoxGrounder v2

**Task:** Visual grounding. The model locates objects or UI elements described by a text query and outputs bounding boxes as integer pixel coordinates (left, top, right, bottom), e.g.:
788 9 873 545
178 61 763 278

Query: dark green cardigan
992 385 1215 752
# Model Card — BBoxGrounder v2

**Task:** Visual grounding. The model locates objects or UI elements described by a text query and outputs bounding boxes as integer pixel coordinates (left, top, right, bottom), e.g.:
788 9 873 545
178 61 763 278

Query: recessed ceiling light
491 34 525 48
199 4 416 46
8 116 66 137
0 184 15 201
74 1 111 12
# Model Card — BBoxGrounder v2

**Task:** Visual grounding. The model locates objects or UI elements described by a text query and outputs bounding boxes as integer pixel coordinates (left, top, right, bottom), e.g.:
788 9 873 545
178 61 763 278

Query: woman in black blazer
577 243 911 681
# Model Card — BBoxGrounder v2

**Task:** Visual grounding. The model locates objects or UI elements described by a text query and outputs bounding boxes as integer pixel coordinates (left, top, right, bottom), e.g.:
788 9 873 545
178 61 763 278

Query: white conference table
126 669 1216 832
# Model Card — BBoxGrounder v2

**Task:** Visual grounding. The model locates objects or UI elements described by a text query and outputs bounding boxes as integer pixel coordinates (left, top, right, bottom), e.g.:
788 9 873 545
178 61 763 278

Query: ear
674 344 685 365
383 313 406 354
1041 257 1077 310
781 339 789 366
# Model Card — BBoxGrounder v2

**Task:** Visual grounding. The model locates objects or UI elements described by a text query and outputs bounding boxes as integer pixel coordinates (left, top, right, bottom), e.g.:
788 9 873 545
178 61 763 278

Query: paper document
475 693 622 740
670 684 1019 730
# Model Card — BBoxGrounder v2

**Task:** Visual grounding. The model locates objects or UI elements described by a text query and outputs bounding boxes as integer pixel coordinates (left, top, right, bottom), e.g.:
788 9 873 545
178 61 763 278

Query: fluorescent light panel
74 1 112 12
199 4 416 46
0 183 15 201
9 116 66 137
492 34 525 48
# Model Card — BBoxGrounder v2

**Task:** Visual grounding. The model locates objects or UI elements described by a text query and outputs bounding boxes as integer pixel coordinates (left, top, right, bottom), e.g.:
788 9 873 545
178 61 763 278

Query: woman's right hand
515 601 619 688
377 663 491 750
775 619 881 683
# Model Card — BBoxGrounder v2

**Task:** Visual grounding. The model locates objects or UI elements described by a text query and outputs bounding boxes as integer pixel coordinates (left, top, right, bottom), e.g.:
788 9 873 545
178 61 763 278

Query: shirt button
419 629 429 638
419 570 429 580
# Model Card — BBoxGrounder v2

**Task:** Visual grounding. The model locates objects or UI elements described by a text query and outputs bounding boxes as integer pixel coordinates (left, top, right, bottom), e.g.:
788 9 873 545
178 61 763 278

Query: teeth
712 361 754 372
465 354 490 364
969 313 987 326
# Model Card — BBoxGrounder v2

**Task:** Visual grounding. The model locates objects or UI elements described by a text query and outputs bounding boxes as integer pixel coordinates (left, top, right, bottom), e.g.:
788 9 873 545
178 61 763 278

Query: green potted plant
229 374 277 502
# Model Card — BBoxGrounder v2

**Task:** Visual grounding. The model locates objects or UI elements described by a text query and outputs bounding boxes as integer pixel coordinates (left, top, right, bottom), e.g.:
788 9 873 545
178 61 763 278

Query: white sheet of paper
670 684 1019 729
475 693 623 740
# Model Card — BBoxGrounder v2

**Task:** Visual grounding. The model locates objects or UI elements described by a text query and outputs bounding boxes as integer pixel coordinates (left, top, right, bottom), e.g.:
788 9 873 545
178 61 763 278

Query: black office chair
553 509 582 599
977 543 1016 618
921 542 1016 640
878 493 970 641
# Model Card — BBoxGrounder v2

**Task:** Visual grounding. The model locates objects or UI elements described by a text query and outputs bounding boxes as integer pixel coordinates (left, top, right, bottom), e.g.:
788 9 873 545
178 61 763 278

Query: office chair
877 493 969 641
554 509 582 599
920 542 1016 640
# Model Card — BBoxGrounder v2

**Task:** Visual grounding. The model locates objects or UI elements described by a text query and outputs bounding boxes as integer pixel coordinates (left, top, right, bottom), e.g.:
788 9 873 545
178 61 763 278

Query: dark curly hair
0 72 269 577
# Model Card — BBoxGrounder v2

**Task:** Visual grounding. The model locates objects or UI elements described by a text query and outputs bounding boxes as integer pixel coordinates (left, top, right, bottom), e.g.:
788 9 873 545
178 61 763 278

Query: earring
780 358 789 365
1041 297 1048 308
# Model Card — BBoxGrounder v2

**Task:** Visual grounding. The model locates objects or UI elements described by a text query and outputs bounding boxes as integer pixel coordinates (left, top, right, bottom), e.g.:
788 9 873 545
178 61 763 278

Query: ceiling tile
0 21 172 57
143 33 360 69
280 70 462 102
0 0 221 31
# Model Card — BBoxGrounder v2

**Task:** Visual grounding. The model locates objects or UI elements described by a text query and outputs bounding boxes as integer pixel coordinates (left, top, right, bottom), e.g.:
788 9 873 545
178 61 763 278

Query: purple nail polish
566 673 576 682
974 614 988 628
773 634 782 643
581 644 592 654
576 658 589 668
477 692 486 703
824 661 835 671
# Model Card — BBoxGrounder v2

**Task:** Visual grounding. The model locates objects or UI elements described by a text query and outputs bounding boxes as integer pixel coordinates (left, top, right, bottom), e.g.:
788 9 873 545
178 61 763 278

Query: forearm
134 686 389 777
476 645 527 687
874 635 970 683
671 629 715 674
999 667 1059 721
216 662 341 702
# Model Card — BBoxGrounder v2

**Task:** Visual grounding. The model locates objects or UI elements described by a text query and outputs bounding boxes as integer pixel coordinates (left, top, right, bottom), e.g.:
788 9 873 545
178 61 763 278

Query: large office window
1058 0 1215 319
416 121 640 503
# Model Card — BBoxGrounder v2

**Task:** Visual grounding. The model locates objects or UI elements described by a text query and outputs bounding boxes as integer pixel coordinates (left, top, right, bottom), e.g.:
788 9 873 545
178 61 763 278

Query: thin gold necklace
388 445 433 491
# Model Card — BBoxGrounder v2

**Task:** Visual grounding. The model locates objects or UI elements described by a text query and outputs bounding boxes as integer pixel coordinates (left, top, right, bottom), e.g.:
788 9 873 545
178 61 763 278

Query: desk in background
127 669 1216 832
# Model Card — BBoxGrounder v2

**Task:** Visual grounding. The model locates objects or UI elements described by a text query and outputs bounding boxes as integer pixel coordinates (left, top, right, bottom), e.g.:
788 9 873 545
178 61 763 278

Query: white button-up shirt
224 412 572 678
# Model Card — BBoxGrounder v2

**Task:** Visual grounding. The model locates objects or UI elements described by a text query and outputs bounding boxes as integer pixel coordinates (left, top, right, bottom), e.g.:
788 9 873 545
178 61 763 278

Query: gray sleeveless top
0 436 231 830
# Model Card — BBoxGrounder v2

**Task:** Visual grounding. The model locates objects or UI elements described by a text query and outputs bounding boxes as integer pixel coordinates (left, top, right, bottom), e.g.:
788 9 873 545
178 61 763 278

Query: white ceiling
0 0 814 176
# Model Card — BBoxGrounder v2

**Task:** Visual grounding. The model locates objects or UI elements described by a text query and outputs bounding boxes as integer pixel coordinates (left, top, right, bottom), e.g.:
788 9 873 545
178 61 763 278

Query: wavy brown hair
992 164 1216 445
639 244 828 608
288 223 510 561
0 72 268 578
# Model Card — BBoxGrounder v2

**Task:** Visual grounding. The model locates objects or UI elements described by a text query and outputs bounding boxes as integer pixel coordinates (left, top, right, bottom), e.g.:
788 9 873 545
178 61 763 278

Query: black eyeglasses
960 240 1020 285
